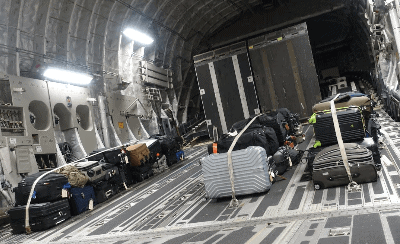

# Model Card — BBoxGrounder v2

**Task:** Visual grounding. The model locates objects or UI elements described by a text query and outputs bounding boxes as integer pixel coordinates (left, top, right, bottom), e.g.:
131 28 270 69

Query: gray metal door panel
195 64 223 136
213 57 245 130
267 41 303 114
290 35 322 110
236 52 260 116
248 22 321 117
194 42 261 136
248 48 276 112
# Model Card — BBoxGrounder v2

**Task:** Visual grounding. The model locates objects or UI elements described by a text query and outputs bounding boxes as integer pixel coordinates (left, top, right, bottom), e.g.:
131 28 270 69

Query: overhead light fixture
123 28 154 45
43 68 93 85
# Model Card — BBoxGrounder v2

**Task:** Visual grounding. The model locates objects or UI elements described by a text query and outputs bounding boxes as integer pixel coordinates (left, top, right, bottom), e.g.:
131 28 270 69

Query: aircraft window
28 100 51 130
76 105 93 131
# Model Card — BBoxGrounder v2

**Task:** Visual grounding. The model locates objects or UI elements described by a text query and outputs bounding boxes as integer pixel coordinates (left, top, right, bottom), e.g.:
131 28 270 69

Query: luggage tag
62 189 68 198
288 156 293 167
62 183 71 198
89 199 94 210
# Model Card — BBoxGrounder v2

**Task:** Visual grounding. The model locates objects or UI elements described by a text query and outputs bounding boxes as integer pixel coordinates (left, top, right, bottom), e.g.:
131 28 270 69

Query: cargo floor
3 109 400 243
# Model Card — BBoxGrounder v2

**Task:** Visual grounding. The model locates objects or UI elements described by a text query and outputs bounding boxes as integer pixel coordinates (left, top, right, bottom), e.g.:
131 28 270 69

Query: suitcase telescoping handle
330 94 361 192
329 173 360 181
227 114 262 208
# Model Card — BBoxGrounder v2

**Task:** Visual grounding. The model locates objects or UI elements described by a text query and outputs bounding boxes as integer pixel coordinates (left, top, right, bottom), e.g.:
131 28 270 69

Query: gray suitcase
201 146 272 199
312 143 378 190
75 161 118 184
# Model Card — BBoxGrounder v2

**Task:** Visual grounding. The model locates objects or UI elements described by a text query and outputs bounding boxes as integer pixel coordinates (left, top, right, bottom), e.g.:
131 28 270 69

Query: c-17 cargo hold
2 0 400 243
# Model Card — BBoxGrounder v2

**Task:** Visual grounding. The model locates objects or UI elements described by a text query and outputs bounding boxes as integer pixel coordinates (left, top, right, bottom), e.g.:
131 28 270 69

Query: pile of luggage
202 108 305 199
307 92 382 190
7 135 184 234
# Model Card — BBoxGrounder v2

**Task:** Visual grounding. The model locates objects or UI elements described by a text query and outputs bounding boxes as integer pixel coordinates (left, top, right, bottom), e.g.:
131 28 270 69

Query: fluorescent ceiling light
43 68 93 85
123 28 154 45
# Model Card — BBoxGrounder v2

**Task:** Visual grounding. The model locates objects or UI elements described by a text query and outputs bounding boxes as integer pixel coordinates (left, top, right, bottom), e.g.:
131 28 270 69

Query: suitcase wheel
314 181 324 190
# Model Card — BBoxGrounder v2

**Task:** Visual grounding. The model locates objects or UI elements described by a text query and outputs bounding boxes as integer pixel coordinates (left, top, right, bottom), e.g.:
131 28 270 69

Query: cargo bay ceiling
0 0 349 123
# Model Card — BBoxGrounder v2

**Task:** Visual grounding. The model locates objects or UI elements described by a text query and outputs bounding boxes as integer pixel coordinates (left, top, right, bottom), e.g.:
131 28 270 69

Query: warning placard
118 122 124 129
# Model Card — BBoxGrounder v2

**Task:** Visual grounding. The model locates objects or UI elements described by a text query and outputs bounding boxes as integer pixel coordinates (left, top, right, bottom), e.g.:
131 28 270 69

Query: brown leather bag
126 143 150 167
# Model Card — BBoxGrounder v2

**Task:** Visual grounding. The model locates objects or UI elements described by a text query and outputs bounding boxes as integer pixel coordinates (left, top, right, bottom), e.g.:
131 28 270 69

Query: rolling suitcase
131 164 153 182
200 146 272 199
118 163 136 186
69 186 96 215
75 161 118 184
8 199 71 233
88 148 123 165
14 172 68 206
93 181 118 204
151 135 181 156
313 107 365 146
208 126 279 156
312 93 371 113
126 143 150 167
312 143 378 190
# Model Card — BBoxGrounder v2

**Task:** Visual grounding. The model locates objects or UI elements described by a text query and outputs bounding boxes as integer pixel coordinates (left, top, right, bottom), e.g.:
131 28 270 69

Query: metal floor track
3 112 400 243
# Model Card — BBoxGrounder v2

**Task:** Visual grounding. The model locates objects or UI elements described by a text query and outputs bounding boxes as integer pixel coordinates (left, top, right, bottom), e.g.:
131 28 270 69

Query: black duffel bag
208 125 279 156
231 112 288 145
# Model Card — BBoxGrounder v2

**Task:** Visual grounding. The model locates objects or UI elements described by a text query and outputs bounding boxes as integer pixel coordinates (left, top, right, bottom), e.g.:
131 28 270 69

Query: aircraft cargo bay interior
1 0 400 243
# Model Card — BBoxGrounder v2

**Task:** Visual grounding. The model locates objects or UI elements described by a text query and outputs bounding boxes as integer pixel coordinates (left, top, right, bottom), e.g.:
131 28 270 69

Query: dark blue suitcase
69 186 96 215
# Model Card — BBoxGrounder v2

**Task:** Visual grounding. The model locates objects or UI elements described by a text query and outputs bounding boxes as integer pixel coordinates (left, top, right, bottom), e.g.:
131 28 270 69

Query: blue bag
69 185 96 215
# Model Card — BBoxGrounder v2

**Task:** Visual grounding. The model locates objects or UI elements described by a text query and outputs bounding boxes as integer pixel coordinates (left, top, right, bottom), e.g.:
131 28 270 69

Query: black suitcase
312 143 378 190
8 199 71 233
118 163 136 186
314 107 365 146
208 126 279 156
93 181 118 204
165 151 178 166
131 165 153 182
151 135 180 156
14 172 68 206
69 186 96 215
88 148 123 165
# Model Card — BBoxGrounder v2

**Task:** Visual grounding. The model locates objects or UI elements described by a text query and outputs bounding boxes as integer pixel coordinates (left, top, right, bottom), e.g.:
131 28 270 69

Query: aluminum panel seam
232 55 250 119
260 49 278 109
286 40 308 117
209 62 228 134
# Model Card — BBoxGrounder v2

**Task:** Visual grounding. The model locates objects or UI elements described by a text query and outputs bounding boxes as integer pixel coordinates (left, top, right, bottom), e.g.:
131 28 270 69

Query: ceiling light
123 28 154 45
43 68 93 85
